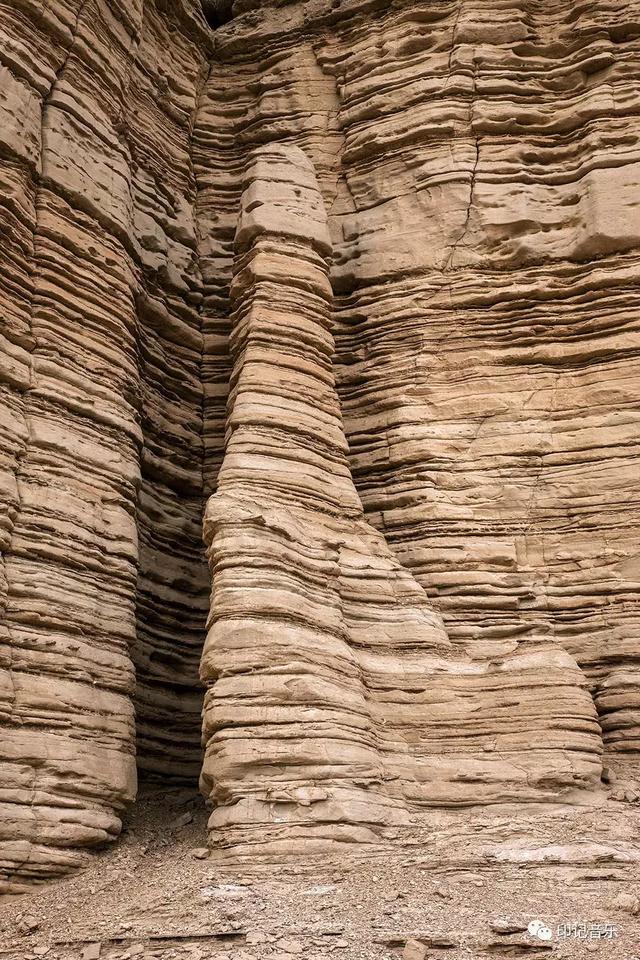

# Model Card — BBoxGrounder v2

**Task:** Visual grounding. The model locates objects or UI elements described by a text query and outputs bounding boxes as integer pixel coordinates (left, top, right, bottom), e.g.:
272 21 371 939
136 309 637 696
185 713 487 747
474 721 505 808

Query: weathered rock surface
199 143 600 856
0 0 639 888
0 0 211 890
199 0 640 754
194 0 640 849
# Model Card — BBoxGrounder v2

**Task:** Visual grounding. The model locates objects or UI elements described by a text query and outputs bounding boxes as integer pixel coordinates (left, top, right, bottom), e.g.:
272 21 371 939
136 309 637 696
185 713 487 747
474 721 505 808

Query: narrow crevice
202 0 234 28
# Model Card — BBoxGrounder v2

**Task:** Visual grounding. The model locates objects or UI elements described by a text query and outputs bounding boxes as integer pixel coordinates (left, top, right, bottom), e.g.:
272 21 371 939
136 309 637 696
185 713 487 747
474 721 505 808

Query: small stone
601 766 616 784
491 918 528 935
82 945 102 960
33 949 50 957
276 939 304 954
433 886 451 899
190 847 209 859
169 810 193 829
612 891 640 915
246 931 268 944
375 934 405 947
402 939 428 960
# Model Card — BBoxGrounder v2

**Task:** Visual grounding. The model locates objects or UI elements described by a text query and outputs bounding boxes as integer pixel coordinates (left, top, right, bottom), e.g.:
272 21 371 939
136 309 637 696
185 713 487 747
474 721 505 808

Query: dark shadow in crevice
203 0 234 27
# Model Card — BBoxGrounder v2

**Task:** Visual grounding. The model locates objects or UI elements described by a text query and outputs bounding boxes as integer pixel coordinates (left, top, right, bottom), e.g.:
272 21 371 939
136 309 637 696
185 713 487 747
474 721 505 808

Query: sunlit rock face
1 0 639 889
198 143 601 858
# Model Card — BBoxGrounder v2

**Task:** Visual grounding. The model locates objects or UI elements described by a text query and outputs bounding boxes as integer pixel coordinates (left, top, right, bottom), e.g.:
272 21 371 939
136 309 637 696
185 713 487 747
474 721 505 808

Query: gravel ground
1 778 639 960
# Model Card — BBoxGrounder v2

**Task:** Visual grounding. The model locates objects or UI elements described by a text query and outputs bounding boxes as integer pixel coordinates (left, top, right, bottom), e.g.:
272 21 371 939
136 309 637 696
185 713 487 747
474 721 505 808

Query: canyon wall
0 0 210 891
199 142 600 858
196 0 640 851
1 0 639 889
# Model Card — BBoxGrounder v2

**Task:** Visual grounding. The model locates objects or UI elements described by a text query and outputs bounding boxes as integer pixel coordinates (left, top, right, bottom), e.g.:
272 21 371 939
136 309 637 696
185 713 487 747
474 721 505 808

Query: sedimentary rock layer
0 0 210 891
199 143 601 857
198 0 640 763
0 0 638 888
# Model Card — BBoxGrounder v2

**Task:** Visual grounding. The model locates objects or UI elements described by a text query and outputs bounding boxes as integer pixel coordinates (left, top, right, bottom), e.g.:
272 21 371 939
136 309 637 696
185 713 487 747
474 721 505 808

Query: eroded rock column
200 144 603 858
205 0 640 769
0 0 141 893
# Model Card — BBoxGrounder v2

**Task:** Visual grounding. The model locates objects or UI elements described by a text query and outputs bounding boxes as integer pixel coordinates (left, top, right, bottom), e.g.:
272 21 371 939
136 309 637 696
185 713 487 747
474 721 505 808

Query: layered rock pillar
203 0 640 765
199 144 603 857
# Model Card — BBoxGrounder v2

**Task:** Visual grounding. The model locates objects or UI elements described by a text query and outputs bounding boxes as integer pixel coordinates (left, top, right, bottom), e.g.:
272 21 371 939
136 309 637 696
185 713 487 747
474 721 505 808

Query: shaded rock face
202 0 234 28
0 0 211 890
0 0 638 888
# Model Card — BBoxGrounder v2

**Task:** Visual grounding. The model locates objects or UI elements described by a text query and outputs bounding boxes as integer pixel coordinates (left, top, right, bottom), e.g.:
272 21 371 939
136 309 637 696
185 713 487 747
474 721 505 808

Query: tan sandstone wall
195 0 640 850
199 141 601 858
0 0 210 891
0 0 639 888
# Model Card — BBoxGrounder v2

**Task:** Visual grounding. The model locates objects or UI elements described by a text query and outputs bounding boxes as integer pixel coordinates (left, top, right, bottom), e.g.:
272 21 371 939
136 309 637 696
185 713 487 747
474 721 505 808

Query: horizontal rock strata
198 0 640 771
0 0 211 891
0 0 639 886
199 144 601 856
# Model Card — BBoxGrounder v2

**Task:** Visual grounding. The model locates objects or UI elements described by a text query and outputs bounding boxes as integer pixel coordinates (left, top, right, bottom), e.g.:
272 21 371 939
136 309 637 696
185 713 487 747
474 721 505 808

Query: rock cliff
199 142 600 857
0 0 638 891
0 0 211 890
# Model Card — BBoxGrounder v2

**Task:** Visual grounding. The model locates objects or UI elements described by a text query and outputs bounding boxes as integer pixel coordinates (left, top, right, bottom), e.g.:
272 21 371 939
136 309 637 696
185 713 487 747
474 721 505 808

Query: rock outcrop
0 0 639 889
200 0 640 761
0 0 211 891
199 143 601 857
